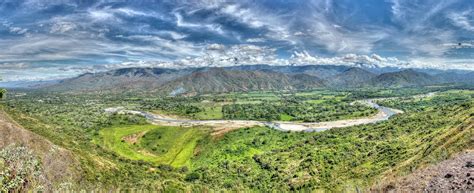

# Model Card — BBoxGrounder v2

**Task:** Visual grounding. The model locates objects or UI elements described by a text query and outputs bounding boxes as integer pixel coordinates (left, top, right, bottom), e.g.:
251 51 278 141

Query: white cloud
96 47 474 72
1 0 474 83
88 9 115 21
389 0 402 19
386 0 459 56
294 32 305 36
9 26 28 35
115 8 151 17
246 38 265 43
443 41 474 49
0 62 30 69
2 46 473 82
408 58 474 70
175 44 283 67
0 66 91 82
156 31 187 40
289 51 403 68
50 21 77 33
448 10 474 31
173 12 225 35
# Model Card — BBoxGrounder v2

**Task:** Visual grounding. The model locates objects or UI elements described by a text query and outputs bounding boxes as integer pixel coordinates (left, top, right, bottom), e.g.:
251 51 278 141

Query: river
105 99 404 132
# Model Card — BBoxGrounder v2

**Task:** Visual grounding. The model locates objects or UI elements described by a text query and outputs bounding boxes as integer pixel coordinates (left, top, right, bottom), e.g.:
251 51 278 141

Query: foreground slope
0 110 81 189
376 151 473 191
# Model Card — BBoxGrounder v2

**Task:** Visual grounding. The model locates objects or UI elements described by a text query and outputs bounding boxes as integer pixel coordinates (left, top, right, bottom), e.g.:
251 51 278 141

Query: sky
0 0 474 81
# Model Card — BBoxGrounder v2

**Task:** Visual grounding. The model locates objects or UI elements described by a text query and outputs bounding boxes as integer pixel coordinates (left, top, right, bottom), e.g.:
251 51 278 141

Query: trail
106 98 406 133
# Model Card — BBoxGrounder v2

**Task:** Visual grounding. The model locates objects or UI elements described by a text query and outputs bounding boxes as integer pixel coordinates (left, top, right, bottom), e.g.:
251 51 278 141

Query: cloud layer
0 0 473 81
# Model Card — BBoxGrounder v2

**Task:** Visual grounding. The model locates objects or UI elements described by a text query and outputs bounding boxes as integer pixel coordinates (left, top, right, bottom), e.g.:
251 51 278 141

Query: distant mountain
160 68 325 95
0 79 60 89
276 65 349 79
436 71 474 84
46 68 188 92
226 65 349 79
328 67 377 87
290 73 327 90
41 65 473 94
370 69 438 87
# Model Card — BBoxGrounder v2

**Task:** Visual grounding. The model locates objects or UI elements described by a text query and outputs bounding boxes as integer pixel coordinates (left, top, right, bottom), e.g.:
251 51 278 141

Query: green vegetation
190 95 473 191
141 91 377 121
97 124 208 167
222 99 376 122
1 87 472 191
0 89 6 99
378 90 474 112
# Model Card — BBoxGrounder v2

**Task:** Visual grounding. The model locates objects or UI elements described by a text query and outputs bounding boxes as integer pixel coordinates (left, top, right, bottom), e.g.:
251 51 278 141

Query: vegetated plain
96 125 208 168
140 90 377 122
1 86 473 191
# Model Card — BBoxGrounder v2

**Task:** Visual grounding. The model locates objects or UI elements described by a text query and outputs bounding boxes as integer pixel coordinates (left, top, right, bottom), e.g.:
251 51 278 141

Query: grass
306 99 325 104
192 105 223 120
97 124 208 167
279 114 293 121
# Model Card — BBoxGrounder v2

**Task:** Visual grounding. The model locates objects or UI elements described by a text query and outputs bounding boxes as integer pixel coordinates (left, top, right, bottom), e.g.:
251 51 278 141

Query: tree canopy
0 89 6 99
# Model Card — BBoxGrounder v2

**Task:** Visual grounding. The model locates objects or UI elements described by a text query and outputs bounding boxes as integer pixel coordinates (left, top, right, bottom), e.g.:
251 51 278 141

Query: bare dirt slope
379 151 474 192
0 110 81 188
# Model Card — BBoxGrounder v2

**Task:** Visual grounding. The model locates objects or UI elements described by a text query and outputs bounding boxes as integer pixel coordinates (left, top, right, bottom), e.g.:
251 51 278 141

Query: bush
0 145 44 192
184 172 201 182
0 89 6 99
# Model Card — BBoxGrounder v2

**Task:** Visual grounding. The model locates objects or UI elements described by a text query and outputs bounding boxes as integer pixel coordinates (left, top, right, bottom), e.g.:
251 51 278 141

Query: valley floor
108 99 403 132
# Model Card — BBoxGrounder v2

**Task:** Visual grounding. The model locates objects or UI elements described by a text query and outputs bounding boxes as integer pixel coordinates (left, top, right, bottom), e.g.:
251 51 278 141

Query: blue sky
0 0 474 81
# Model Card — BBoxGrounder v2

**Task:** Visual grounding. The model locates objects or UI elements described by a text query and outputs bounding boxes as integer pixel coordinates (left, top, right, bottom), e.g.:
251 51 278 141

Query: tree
0 88 6 99
0 76 5 99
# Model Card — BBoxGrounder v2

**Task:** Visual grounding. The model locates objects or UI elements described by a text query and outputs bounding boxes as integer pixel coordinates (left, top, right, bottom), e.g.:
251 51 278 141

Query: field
0 87 472 191
96 125 208 167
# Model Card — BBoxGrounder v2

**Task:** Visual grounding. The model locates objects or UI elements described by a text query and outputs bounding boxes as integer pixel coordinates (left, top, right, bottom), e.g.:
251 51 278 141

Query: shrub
0 145 44 192
184 172 201 182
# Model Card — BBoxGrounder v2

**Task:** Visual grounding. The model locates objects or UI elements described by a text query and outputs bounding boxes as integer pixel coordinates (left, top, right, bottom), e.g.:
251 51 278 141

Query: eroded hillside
0 110 81 191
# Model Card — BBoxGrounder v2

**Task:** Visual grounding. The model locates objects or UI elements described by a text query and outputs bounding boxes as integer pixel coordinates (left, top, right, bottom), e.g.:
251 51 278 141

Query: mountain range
40 65 473 95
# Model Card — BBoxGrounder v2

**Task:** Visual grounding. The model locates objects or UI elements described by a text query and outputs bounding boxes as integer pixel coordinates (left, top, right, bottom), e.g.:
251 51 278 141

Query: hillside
0 110 81 190
226 65 350 79
46 68 188 92
328 67 377 87
371 69 438 87
375 151 474 191
160 68 325 95
437 71 474 85
40 65 474 94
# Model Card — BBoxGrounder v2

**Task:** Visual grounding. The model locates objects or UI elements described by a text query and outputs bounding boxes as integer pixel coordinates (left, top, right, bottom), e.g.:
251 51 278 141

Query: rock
466 161 474 168
445 173 453 178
